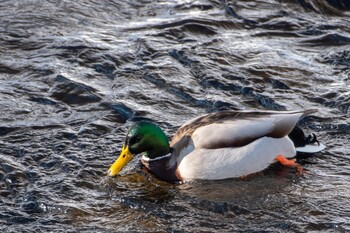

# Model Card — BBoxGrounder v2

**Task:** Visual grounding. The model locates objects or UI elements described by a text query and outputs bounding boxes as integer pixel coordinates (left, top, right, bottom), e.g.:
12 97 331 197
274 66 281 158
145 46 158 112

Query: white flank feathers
177 136 296 180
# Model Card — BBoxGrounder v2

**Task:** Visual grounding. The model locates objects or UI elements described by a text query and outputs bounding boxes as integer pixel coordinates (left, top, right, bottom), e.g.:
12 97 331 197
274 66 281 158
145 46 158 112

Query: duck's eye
129 135 142 145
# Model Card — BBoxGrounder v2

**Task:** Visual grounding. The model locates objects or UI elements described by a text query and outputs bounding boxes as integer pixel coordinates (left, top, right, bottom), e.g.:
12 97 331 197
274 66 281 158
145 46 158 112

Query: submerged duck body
108 110 324 182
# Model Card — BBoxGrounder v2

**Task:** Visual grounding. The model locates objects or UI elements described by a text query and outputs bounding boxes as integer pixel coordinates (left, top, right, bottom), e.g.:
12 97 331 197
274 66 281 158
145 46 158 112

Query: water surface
1 0 350 232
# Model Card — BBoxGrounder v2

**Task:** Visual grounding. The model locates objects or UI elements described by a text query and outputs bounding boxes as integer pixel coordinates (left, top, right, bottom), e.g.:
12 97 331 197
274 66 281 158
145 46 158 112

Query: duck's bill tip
107 168 117 177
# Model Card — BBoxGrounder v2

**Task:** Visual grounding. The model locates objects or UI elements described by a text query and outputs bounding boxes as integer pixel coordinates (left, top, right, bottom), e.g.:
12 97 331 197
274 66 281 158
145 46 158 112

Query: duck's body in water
108 109 325 182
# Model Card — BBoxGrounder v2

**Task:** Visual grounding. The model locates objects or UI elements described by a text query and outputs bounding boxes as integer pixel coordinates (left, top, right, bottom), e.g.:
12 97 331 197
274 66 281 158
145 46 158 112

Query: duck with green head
108 110 325 182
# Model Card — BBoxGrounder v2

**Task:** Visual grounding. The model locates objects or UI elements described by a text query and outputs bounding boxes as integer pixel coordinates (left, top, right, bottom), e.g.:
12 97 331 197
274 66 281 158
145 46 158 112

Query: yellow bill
108 145 134 176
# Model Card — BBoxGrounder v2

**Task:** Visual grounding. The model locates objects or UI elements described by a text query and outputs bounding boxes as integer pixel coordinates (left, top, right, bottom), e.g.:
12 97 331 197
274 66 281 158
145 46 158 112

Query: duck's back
171 110 316 149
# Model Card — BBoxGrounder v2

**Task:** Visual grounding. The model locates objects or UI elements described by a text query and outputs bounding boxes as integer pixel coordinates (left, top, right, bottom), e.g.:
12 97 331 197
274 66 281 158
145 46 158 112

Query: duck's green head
108 121 170 176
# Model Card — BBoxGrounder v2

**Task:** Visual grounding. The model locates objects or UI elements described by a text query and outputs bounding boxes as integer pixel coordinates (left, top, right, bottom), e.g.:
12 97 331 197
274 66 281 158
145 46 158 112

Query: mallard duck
108 109 325 182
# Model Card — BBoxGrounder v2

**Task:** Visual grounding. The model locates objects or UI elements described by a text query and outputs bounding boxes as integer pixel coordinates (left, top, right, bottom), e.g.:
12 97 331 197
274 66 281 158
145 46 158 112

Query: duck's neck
145 146 171 159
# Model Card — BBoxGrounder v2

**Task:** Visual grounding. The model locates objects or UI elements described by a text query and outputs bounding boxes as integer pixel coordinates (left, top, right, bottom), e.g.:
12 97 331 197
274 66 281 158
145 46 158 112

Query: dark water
1 0 350 232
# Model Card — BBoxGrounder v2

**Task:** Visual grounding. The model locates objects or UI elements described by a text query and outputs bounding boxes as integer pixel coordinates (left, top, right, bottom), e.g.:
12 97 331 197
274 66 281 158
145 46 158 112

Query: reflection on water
1 0 350 232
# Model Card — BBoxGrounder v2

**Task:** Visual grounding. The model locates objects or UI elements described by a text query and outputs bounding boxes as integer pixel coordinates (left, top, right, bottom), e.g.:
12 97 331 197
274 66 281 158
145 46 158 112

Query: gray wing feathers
171 110 316 149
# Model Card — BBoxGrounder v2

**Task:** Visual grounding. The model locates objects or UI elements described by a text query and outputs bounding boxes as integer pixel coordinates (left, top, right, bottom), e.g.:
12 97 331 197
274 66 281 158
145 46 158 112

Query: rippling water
1 0 350 232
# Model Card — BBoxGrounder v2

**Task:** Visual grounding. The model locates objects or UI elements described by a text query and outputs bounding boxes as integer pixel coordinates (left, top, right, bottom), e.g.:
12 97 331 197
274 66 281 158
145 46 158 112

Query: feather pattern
171 110 316 149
